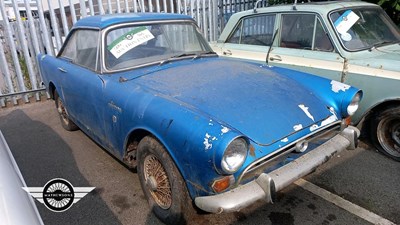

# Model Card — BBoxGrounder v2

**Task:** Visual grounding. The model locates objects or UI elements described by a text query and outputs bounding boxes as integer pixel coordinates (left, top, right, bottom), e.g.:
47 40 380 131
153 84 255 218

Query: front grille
237 121 342 185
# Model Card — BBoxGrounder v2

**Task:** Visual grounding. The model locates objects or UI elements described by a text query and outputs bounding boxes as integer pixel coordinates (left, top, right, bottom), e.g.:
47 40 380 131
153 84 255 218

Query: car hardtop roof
234 0 378 18
73 13 193 29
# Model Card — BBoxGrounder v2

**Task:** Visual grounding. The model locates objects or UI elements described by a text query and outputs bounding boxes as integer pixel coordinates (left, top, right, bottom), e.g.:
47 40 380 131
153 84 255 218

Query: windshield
104 22 212 71
329 7 400 51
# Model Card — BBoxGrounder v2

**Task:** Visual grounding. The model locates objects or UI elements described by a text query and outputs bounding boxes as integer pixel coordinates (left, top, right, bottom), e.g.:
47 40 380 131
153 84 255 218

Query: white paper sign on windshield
334 10 360 35
108 27 154 59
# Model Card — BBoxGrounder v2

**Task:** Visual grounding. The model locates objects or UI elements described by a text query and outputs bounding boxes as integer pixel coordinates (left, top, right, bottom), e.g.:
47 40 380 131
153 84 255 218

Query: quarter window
280 14 333 52
60 29 100 71
227 14 276 46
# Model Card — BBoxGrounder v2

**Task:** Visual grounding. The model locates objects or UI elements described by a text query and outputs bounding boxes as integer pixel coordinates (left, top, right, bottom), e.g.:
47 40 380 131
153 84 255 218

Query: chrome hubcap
377 117 400 157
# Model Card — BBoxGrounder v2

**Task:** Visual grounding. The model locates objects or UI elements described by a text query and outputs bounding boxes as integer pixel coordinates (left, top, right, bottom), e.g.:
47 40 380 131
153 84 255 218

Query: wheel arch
362 98 400 123
48 82 56 100
123 127 199 199
359 98 400 138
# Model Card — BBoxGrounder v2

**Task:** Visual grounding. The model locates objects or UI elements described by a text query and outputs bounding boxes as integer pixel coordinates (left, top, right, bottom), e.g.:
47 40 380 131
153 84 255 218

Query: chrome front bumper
194 126 359 214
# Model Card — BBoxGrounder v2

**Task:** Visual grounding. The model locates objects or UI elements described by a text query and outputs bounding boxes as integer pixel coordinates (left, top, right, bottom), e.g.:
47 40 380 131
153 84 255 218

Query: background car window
60 30 99 71
314 20 334 52
226 14 276 46
280 14 314 49
280 14 333 52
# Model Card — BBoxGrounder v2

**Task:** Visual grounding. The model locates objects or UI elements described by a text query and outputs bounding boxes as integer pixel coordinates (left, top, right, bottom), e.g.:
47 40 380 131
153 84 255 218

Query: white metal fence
0 0 265 107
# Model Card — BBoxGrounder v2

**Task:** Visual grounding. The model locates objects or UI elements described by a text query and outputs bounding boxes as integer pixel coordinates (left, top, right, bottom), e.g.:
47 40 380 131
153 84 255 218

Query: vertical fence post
124 0 129 13
24 0 41 56
48 0 63 52
37 0 54 56
79 0 88 17
0 0 29 103
88 0 95 15
0 40 17 105
116 0 121 13
58 0 70 36
106 0 113 13
69 0 77 23
11 0 40 101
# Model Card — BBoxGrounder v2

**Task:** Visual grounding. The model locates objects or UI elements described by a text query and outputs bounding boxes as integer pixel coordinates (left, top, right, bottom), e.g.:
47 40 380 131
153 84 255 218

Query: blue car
38 13 362 225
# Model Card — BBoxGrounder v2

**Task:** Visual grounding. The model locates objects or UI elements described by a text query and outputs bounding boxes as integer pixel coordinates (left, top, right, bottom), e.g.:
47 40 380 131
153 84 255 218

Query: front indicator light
212 175 234 193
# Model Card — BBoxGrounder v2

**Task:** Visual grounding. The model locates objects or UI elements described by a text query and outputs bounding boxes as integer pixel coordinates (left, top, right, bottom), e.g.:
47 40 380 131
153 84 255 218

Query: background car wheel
137 136 196 225
370 106 400 161
54 91 78 131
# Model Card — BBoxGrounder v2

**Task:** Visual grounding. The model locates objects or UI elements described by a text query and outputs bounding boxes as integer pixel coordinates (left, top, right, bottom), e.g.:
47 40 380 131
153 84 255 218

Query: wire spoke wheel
144 154 172 209
57 97 69 125
54 91 78 131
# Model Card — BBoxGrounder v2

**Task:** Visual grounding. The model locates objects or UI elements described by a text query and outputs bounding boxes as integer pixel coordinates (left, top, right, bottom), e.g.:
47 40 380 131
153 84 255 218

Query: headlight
221 138 248 174
347 92 362 116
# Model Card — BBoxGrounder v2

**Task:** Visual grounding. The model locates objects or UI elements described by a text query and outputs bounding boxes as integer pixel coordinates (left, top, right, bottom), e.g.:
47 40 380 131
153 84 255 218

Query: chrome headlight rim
346 92 362 116
221 137 248 174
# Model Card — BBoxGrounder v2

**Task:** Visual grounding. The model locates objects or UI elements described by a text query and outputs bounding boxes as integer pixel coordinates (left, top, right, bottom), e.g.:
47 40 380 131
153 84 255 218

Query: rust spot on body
249 144 256 157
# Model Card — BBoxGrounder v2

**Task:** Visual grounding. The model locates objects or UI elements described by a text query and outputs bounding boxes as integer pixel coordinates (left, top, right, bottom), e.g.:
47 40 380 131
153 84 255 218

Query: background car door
57 29 107 144
217 13 276 63
268 13 345 81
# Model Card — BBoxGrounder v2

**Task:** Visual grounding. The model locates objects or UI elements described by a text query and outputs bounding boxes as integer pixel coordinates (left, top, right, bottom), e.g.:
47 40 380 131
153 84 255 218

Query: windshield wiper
369 40 399 51
159 51 217 66
159 53 197 66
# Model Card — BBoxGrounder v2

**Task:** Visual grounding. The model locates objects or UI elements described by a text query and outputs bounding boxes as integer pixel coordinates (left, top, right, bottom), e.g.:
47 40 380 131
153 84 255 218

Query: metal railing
0 0 263 107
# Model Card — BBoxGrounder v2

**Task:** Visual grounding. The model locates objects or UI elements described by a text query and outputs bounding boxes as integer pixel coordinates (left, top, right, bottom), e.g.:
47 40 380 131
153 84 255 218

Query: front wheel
370 106 400 161
137 136 196 225
54 91 78 131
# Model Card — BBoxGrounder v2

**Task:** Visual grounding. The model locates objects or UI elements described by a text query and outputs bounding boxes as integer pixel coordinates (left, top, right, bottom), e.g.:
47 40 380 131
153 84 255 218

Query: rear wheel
54 91 78 131
137 136 196 225
370 106 400 161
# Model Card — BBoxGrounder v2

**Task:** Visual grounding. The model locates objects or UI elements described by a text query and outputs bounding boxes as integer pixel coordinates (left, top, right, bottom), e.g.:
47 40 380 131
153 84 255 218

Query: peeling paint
209 119 213 126
330 80 350 93
203 133 213 150
281 137 289 143
298 104 315 121
203 133 217 150
321 114 338 127
221 126 230 135
40 55 46 60
293 124 303 131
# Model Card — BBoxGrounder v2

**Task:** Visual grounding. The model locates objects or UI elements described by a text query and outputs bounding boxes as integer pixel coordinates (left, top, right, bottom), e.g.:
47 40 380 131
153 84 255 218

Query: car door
57 29 107 144
218 13 276 63
268 13 345 81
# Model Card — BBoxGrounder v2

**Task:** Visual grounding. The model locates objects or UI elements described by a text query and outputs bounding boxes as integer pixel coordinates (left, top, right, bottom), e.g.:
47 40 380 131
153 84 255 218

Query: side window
60 29 99 71
280 14 333 52
227 14 276 46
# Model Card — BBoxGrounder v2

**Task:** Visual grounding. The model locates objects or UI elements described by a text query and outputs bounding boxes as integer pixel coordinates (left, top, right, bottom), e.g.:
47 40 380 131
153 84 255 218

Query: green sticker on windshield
108 27 155 59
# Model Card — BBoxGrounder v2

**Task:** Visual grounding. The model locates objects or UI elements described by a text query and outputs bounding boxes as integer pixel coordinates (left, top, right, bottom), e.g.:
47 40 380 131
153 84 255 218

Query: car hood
129 58 335 145
349 44 400 72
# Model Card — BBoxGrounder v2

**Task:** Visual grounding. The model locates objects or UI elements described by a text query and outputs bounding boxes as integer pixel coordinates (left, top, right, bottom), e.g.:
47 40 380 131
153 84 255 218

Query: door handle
58 67 67 73
269 55 282 62
223 50 232 56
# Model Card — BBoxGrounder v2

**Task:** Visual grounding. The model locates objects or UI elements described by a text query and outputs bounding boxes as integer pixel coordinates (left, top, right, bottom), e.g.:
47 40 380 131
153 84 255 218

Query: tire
54 91 79 131
370 106 400 161
137 136 196 225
